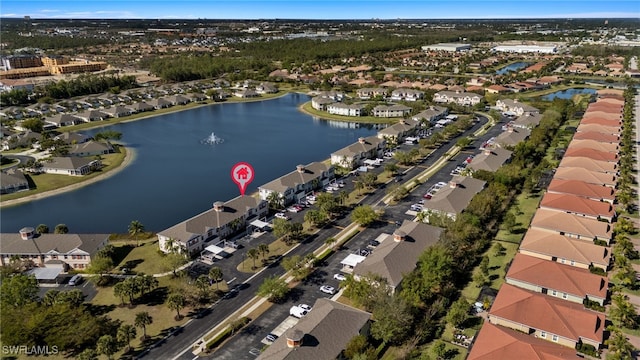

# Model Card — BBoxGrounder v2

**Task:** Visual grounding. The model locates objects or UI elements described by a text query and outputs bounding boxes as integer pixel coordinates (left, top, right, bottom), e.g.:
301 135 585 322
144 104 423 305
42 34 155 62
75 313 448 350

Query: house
547 179 616 204
352 221 443 291
0 227 109 271
529 209 612 244
257 298 371 360
468 147 512 172
519 229 611 271
40 157 98 176
255 82 278 94
488 284 605 349
157 196 269 257
233 89 259 98
572 131 619 143
496 99 539 116
512 112 543 129
390 88 424 101
576 123 621 136
311 97 335 111
539 193 615 222
494 126 531 147
412 106 448 123
506 253 609 305
356 87 387 100
0 168 29 194
553 167 616 188
433 90 483 106
315 90 345 102
567 140 619 154
583 111 622 121
1 130 41 150
148 98 172 110
377 119 418 143
330 136 386 169
486 85 511 94
563 148 618 163
420 176 486 221
103 106 133 118
54 132 91 145
372 104 412 118
468 322 587 360
558 157 617 175
44 113 84 127
579 117 622 128
258 162 334 206
68 140 114 157
75 109 110 122
326 103 366 117
167 94 190 106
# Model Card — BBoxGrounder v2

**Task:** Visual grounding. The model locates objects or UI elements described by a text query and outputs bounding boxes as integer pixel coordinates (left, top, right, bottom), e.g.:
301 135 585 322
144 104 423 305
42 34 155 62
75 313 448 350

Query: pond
541 88 597 100
0 93 379 234
495 62 530 75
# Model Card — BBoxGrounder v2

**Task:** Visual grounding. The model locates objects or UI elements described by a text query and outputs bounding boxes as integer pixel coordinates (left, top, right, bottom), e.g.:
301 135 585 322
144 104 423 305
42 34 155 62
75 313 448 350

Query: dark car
368 240 380 247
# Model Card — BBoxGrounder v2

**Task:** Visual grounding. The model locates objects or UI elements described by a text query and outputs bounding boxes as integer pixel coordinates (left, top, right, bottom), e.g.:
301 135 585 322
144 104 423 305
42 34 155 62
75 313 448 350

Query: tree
446 298 470 328
43 289 61 306
502 212 517 232
137 275 159 298
605 329 635 360
76 348 98 360
351 205 379 227
96 335 118 360
117 324 137 352
113 282 127 306
344 335 368 359
370 295 413 345
325 237 337 250
166 292 186 320
57 289 85 308
195 275 210 301
208 266 223 291
258 243 270 262
433 340 447 360
128 220 145 247
610 294 638 329
165 252 187 276
36 224 49 234
384 163 399 176
257 275 290 303
479 256 490 277
135 311 153 340
247 248 260 269
0 274 39 307
54 223 69 234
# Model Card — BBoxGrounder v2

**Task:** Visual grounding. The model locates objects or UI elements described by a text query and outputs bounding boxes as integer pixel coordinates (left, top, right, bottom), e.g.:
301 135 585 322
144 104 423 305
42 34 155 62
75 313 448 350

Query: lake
0 93 379 234
541 88 597 100
495 62 530 75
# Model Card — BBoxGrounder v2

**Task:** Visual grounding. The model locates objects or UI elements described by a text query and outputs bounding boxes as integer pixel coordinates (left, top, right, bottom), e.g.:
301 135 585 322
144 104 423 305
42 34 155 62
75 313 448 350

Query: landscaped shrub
575 342 599 357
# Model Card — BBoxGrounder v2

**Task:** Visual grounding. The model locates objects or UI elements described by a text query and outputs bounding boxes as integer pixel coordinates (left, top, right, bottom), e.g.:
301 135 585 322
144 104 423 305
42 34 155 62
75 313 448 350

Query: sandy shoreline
0 147 136 208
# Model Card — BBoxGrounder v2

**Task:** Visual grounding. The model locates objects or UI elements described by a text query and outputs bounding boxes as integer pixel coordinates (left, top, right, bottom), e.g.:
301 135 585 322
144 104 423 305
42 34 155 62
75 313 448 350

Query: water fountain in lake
201 132 224 145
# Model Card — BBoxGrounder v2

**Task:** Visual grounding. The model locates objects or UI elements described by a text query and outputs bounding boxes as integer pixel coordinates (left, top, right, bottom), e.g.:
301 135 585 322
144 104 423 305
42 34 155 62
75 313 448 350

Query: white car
287 206 301 213
410 204 423 211
320 285 336 295
290 306 308 318
333 273 347 281
275 212 290 220
298 304 312 312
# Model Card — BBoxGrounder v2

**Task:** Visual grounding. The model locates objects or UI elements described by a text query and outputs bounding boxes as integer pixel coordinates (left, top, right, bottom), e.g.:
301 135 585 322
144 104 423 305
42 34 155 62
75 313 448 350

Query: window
562 293 568 299
570 260 575 266
551 290 557 296
552 335 559 342
540 331 547 338
560 258 566 264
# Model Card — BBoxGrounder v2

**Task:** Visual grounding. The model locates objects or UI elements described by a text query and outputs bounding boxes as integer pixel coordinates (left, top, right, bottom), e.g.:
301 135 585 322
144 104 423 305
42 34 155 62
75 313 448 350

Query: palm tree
258 243 270 262
54 224 69 234
324 237 337 251
117 324 137 353
96 335 118 360
166 293 186 320
266 191 284 211
113 282 127 306
605 329 635 359
338 190 348 205
36 224 49 234
195 275 210 300
247 248 260 270
164 237 176 253
43 289 60 306
208 266 223 290
137 275 159 298
135 311 153 340
128 220 145 247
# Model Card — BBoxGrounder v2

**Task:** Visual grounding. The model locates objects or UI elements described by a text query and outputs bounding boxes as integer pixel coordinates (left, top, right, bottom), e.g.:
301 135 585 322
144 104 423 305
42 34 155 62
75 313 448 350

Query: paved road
137 114 500 360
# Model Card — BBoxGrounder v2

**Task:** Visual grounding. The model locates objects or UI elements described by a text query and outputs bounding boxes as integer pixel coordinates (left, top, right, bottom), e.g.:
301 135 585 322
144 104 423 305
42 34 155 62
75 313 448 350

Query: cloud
39 9 60 13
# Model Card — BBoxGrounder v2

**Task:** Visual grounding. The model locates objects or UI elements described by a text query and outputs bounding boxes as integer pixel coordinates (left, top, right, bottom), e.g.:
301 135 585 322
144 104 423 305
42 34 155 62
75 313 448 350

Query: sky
1 0 639 20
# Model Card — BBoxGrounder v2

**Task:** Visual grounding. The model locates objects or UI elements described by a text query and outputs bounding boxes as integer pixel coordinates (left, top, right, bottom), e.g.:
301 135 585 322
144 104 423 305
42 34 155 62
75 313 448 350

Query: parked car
410 204 423 211
68 274 83 286
290 305 309 318
298 304 312 312
287 206 301 213
320 285 336 295
359 249 371 257
368 240 380 247
334 273 347 281
275 212 290 220
423 193 432 199
266 333 278 343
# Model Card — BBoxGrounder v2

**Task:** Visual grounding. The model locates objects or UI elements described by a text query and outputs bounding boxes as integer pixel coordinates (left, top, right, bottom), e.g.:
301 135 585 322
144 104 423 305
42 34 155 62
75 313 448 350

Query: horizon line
2 16 639 20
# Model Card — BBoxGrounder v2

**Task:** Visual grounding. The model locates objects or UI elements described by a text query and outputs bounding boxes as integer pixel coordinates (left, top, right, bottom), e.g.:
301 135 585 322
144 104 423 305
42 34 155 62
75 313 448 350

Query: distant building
492 45 557 54
422 43 472 52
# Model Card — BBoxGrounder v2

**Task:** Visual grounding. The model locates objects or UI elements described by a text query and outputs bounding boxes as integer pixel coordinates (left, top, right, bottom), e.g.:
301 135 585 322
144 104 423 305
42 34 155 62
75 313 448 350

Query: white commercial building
492 45 557 54
422 43 472 52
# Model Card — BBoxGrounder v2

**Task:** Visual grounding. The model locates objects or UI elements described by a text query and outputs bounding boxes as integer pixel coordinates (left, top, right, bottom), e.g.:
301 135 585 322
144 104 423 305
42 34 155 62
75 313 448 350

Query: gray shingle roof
259 162 331 194
331 135 384 158
41 156 93 171
422 176 486 216
0 233 109 256
468 148 513 172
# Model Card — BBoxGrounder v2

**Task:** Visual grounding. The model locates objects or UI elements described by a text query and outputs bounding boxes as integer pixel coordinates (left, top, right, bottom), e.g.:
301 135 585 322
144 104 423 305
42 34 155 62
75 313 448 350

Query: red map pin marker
231 162 255 196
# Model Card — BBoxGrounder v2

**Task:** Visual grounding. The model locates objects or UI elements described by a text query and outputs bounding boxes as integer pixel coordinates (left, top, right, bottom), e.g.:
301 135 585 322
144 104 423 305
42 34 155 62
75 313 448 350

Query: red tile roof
547 178 615 202
540 193 614 219
580 117 622 127
520 228 612 268
468 322 583 360
575 124 621 136
558 157 618 174
489 284 605 345
506 253 608 300
553 167 617 187
529 209 612 242
563 148 618 162
586 103 623 113
567 139 619 153
571 131 619 143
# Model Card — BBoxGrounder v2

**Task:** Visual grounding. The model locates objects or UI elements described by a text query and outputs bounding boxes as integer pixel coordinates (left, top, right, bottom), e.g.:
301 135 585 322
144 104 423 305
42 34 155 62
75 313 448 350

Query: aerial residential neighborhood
0 4 639 360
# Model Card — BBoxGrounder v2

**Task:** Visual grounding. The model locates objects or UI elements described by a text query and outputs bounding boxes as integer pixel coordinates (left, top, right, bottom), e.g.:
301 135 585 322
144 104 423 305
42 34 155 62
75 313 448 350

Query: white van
69 274 83 286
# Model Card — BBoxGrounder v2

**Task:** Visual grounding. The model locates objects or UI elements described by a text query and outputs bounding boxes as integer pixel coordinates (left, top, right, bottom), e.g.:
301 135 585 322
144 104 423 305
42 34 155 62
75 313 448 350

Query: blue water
495 62 530 75
0 94 378 233
541 88 597 100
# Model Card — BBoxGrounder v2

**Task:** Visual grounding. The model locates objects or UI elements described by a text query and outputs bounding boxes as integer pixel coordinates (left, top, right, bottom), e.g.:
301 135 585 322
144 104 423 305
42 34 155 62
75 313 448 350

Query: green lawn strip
495 191 542 244
112 240 173 275
0 148 126 202
460 241 519 302
236 237 295 273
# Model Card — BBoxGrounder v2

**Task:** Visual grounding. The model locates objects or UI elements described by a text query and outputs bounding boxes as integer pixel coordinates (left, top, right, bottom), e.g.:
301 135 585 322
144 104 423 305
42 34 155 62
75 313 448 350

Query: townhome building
330 136 386 169
496 99 539 116
390 88 424 101
327 103 366 116
412 106 448 123
356 87 387 100
372 104 411 118
433 90 483 106
258 162 335 207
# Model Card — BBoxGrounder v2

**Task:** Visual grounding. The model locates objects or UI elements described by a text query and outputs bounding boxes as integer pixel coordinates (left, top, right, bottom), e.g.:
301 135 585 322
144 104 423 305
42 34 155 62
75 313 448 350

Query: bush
589 266 606 276
583 298 605 312
206 317 250 350
575 342 599 357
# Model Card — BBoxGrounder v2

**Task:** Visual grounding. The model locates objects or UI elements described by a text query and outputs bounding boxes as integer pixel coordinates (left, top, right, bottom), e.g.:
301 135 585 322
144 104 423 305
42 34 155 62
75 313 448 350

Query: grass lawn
381 342 467 360
236 238 295 273
461 241 519 303
0 147 126 202
495 191 542 244
112 240 172 275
